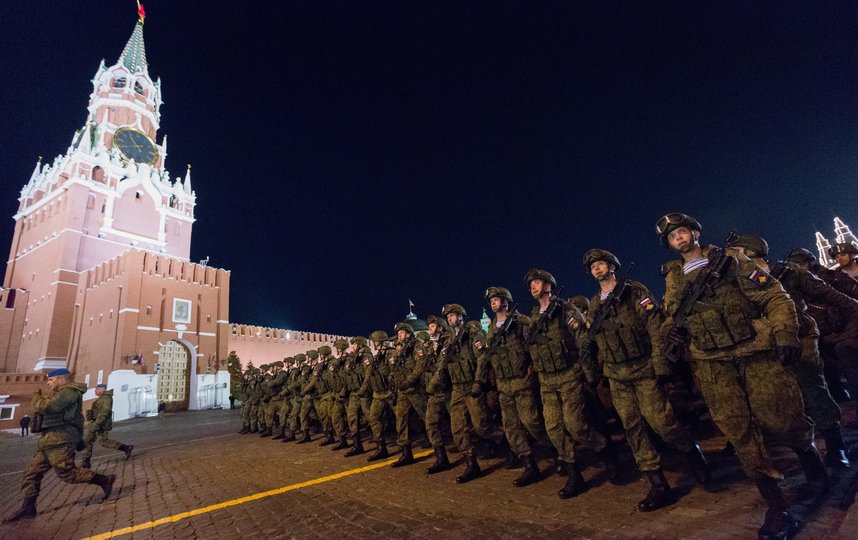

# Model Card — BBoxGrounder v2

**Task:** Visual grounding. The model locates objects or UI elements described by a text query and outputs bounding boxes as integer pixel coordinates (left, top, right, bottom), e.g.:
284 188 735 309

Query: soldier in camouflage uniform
4 369 115 523
474 287 550 488
657 213 822 540
788 248 858 403
390 323 428 468
272 359 293 440
434 303 506 483
238 368 255 434
731 234 856 469
79 384 133 468
579 249 710 512
255 365 271 434
282 354 307 442
297 351 322 443
524 268 618 499
260 362 284 437
360 330 397 461
342 336 372 456
327 340 351 450
417 316 455 474
313 347 337 446
830 242 858 279
247 368 264 434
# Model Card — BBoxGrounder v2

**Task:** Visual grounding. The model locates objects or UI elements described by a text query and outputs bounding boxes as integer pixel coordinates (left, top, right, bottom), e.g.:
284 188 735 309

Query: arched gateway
156 340 191 412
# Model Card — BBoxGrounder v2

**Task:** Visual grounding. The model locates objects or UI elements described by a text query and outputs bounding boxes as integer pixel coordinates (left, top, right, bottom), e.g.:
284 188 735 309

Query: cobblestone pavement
1 405 857 540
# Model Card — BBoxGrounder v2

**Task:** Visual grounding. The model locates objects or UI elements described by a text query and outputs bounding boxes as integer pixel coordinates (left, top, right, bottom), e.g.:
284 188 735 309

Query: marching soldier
283 354 307 442
360 330 397 461
328 340 351 450
391 323 428 468
475 287 550 488
830 242 858 279
579 249 710 511
731 235 856 469
4 369 115 523
342 336 372 456
420 315 455 474
297 351 322 444
523 268 618 499
272 359 293 440
79 384 134 468
657 213 822 540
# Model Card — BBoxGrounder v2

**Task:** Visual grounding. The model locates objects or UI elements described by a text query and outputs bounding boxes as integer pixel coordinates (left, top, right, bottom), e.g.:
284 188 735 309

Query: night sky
1 1 856 336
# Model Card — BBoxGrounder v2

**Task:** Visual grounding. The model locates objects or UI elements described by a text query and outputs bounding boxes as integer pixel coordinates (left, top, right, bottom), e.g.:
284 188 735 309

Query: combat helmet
318 345 332 357
284 357 294 366
829 242 858 258
485 287 512 302
306 350 320 360
571 295 590 313
294 353 307 364
728 234 769 258
333 338 349 351
655 213 702 247
272 360 284 369
415 331 431 343
523 268 557 288
370 330 389 343
583 249 621 271
394 322 415 335
441 303 467 318
350 336 368 346
786 248 816 264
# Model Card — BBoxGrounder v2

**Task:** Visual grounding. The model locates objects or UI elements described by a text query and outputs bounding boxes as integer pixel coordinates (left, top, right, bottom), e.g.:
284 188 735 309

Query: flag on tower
409 299 415 309
137 1 146 24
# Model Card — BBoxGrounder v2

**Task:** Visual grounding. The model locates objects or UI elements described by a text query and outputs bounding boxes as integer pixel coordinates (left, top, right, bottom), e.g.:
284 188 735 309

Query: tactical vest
321 358 341 393
592 286 653 364
315 363 332 394
366 353 392 393
41 388 84 431
676 264 761 352
342 354 366 392
528 307 576 373
485 317 529 380
446 330 478 384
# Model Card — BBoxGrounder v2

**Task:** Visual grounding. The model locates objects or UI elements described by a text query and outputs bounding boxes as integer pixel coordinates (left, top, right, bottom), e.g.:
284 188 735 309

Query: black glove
469 382 483 398
775 346 801 367
398 382 410 392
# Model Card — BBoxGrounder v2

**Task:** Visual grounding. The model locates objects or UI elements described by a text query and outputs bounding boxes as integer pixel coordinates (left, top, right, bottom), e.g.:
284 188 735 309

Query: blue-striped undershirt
683 258 709 275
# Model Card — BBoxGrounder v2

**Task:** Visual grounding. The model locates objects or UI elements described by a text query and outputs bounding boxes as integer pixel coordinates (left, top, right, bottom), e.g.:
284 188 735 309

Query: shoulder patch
749 267 771 286
639 297 655 311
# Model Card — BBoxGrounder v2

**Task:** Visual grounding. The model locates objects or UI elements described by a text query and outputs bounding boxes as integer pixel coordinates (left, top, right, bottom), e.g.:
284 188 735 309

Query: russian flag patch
749 268 769 285
639 297 655 311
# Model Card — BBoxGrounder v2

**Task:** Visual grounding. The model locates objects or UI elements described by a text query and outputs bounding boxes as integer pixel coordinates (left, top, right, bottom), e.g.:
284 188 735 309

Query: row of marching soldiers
237 212 858 540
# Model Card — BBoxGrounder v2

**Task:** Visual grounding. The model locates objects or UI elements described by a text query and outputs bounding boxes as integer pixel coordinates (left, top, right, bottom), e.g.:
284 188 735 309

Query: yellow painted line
82 449 434 540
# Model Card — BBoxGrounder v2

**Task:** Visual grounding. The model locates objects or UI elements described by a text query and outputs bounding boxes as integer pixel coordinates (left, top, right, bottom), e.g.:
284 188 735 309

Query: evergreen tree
226 351 246 400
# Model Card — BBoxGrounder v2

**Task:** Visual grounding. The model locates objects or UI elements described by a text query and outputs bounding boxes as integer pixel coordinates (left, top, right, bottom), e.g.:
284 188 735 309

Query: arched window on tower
86 194 95 210
134 81 145 95
113 77 127 89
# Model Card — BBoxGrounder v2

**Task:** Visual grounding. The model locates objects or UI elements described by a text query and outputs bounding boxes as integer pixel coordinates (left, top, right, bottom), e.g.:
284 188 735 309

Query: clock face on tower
113 127 159 165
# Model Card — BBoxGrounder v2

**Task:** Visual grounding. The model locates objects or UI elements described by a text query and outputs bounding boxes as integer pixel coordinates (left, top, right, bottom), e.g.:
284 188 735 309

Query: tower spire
118 4 148 73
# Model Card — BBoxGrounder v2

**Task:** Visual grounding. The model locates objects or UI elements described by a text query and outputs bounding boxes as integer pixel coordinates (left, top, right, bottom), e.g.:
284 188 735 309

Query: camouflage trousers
496 370 549 457
255 402 266 429
316 394 333 433
265 399 281 429
609 376 692 472
796 335 840 431
450 384 503 456
278 397 292 430
22 441 96 498
537 363 607 464
329 396 349 438
369 392 395 442
694 353 814 481
299 397 319 434
424 392 451 448
394 390 427 447
346 393 372 439
79 427 125 462
288 397 302 432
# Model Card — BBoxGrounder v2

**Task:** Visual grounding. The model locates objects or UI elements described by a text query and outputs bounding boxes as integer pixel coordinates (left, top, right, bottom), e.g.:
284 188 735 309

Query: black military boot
427 446 452 474
558 462 588 499
319 431 335 446
80 457 92 469
555 458 569 476
121 444 134 460
344 435 365 457
795 442 830 494
756 478 799 540
238 424 249 434
282 429 296 442
513 454 541 487
91 473 116 501
2 496 37 523
686 443 712 484
822 428 851 469
638 469 676 512
332 436 350 451
272 426 286 440
259 426 273 438
600 439 621 484
456 454 482 483
367 439 389 462
296 430 311 444
392 444 415 468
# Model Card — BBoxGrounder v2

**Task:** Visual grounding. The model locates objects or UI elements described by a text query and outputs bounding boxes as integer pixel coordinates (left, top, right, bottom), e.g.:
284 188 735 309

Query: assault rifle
486 302 519 351
664 232 738 363
524 285 566 347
